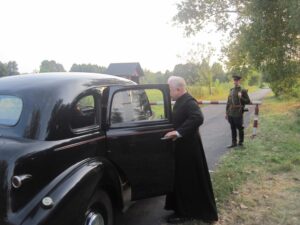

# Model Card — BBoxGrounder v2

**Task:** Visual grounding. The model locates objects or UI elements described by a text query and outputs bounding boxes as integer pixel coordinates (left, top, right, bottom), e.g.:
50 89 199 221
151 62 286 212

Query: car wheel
85 190 113 225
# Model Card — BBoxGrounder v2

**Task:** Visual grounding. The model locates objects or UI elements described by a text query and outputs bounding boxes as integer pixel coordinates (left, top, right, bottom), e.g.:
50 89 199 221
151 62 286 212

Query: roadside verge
211 94 300 225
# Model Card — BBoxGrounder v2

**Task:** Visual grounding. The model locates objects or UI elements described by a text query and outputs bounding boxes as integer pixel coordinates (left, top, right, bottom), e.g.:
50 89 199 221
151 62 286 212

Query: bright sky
0 0 224 73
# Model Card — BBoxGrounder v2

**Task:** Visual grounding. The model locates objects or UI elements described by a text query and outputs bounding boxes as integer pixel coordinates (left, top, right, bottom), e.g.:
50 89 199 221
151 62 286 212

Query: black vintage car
0 73 175 225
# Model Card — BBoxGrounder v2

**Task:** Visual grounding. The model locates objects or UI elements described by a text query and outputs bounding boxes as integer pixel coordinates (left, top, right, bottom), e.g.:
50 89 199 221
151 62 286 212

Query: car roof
0 72 135 93
0 72 136 140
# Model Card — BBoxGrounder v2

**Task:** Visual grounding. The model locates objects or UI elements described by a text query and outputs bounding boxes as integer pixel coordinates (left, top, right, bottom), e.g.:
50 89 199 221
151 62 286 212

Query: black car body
0 73 175 225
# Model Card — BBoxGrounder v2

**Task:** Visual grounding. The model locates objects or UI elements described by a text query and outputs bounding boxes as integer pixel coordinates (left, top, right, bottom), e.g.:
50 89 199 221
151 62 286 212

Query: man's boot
227 142 237 148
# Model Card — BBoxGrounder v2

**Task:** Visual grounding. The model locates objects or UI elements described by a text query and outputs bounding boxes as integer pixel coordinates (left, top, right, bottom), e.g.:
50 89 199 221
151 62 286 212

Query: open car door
104 84 175 200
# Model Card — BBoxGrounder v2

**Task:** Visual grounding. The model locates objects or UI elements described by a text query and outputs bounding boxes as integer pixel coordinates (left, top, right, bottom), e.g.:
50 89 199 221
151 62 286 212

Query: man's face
168 84 181 101
233 79 241 86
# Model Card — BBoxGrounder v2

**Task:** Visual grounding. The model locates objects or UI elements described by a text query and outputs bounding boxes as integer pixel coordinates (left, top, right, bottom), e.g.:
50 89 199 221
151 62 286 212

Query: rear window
0 95 23 126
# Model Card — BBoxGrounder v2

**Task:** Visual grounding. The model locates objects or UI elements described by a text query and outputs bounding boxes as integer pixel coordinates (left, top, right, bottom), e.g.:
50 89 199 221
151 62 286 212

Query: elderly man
164 76 218 224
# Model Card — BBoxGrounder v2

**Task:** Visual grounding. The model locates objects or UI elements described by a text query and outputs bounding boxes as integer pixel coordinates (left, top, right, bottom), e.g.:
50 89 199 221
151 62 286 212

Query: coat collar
175 92 194 106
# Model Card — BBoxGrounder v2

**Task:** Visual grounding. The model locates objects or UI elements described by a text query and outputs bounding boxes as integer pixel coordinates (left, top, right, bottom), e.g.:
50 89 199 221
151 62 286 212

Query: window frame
69 89 101 135
107 85 171 129
0 95 23 127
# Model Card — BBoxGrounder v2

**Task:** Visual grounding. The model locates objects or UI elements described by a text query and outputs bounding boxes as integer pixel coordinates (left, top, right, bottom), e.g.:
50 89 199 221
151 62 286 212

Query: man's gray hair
167 76 187 89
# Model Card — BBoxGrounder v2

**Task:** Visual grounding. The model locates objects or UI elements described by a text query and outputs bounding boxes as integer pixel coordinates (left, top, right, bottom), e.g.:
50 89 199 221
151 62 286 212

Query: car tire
84 190 113 225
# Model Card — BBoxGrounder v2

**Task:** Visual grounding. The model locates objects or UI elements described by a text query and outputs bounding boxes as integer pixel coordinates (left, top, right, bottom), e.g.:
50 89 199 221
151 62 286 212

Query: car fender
15 157 120 225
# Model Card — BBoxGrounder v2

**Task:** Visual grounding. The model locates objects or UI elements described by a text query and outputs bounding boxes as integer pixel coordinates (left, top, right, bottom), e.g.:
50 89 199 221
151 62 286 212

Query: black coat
165 93 218 220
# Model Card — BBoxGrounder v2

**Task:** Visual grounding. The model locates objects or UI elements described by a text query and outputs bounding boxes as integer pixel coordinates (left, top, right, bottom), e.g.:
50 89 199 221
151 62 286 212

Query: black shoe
202 220 217 224
227 143 237 148
167 216 193 224
237 143 244 149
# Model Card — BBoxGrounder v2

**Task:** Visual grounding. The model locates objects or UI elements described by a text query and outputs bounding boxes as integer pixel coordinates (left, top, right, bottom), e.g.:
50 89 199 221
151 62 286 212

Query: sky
0 0 224 73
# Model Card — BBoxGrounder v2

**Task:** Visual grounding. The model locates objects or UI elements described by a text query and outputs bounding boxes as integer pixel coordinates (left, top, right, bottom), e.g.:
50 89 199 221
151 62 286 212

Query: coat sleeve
176 99 204 137
241 89 251 105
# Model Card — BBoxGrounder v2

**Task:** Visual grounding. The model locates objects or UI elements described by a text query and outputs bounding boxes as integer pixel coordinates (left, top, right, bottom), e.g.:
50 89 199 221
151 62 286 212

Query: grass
211 94 300 225
187 83 259 100
171 94 300 225
146 89 165 119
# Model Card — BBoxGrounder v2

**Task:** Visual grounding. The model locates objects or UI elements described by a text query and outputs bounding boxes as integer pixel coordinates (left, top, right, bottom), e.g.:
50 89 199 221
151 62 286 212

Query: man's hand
164 131 179 141
238 92 242 98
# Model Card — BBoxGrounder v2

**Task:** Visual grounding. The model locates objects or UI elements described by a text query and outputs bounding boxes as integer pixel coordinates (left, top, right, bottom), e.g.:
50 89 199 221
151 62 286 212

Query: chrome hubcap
85 211 105 225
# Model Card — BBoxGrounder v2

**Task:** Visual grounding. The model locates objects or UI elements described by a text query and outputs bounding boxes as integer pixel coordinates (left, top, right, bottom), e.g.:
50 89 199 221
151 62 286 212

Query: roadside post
252 104 260 138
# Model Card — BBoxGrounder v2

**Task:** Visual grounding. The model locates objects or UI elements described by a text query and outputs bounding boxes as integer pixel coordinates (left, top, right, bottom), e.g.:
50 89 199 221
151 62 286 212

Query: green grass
145 89 165 119
187 83 259 100
213 96 300 203
208 95 300 225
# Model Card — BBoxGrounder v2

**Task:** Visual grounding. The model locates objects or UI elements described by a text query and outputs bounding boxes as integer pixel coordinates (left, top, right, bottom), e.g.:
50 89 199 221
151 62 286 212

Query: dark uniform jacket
226 86 251 117
165 93 218 220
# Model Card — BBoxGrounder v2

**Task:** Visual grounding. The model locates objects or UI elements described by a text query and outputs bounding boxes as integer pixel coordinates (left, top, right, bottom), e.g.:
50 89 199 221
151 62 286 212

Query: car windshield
0 95 23 126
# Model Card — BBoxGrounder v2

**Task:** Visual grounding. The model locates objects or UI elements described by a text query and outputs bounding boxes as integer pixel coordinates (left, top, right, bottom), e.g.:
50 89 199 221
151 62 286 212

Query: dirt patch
215 172 300 225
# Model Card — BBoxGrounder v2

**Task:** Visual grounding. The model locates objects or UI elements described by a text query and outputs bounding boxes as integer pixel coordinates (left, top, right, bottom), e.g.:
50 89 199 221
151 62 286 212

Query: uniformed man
226 75 251 148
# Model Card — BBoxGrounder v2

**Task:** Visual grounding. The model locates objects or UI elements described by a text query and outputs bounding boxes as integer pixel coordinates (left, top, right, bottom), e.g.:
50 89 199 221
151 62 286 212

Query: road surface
116 88 271 225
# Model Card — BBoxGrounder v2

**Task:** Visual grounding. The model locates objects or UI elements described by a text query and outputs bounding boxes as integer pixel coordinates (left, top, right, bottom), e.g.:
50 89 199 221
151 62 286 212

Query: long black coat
165 93 218 220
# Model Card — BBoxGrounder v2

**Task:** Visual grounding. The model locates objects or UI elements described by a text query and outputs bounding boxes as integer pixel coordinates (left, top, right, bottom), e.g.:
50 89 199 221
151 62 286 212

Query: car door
104 84 175 200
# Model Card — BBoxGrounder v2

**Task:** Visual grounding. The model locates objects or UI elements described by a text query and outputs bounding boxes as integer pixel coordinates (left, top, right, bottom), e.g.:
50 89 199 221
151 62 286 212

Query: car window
0 95 23 126
145 89 166 120
70 95 97 129
110 89 166 126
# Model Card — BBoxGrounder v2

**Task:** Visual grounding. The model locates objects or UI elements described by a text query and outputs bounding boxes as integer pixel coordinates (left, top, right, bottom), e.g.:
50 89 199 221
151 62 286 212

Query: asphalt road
116 88 271 225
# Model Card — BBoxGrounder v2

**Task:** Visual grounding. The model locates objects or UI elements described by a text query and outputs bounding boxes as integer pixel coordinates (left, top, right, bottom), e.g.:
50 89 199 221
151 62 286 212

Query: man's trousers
228 116 244 144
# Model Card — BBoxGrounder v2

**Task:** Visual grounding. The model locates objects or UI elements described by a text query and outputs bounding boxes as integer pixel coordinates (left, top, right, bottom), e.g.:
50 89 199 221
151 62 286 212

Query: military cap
232 75 242 80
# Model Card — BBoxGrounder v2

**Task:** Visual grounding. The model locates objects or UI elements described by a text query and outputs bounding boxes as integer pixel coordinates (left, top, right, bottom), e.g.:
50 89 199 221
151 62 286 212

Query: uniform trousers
228 116 244 144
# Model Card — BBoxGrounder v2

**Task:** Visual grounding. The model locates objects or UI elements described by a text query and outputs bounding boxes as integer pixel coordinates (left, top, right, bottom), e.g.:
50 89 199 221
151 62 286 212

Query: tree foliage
0 62 8 77
141 61 228 89
174 0 300 96
0 61 20 77
247 69 261 86
7 61 20 75
70 64 106 73
198 59 213 94
211 62 227 82
173 63 200 84
174 0 248 36
243 0 300 95
40 60 65 73
140 69 170 84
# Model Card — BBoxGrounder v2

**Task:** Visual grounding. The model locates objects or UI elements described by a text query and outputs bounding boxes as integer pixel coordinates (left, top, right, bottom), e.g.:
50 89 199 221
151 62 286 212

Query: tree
7 61 20 75
140 69 173 84
211 62 227 82
247 69 261 86
0 61 19 77
198 59 213 95
174 0 300 96
241 0 300 95
70 64 106 73
40 60 65 73
173 63 200 85
223 35 251 78
174 0 247 36
0 61 8 77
